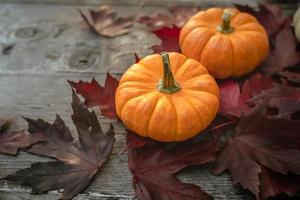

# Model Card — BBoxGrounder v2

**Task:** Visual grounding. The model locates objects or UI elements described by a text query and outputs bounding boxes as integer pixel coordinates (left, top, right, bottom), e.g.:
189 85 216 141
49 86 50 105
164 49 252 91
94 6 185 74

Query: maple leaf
79 5 133 37
3 91 115 199
253 84 300 118
128 136 219 200
260 166 300 199
213 109 300 199
262 28 300 76
234 3 287 37
151 26 181 53
69 73 119 119
138 6 199 29
279 71 300 84
0 117 40 155
219 73 273 117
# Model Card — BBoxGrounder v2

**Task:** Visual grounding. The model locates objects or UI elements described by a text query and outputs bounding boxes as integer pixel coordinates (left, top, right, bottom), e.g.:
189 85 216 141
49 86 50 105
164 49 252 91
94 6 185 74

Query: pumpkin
293 7 300 42
180 8 269 79
115 52 219 142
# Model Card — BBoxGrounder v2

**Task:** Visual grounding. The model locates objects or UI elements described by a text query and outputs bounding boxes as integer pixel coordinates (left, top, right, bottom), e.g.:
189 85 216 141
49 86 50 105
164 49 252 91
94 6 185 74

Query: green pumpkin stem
157 52 181 94
217 11 234 34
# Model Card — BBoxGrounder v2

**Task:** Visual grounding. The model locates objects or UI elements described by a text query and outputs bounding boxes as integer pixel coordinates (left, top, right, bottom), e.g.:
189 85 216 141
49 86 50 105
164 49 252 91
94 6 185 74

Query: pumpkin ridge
181 96 204 131
121 70 156 83
241 33 262 63
229 36 235 77
186 89 219 115
181 75 218 95
168 95 179 140
131 63 160 81
181 27 216 55
199 33 219 62
120 91 156 122
146 94 161 138
117 81 155 90
184 89 219 102
183 90 215 122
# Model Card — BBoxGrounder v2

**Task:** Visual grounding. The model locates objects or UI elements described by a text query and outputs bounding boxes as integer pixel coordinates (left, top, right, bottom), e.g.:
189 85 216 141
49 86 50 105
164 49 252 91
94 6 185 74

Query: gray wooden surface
0 1 297 200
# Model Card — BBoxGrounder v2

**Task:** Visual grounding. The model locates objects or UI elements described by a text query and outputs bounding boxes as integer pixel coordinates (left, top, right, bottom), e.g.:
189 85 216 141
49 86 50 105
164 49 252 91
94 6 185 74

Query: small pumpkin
180 8 269 79
293 7 300 42
115 52 219 142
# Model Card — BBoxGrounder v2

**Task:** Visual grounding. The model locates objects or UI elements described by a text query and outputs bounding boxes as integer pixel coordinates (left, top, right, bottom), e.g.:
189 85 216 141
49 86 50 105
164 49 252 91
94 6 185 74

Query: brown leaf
138 6 199 30
3 91 115 199
262 28 300 76
213 109 300 199
128 136 218 200
79 5 133 37
252 84 300 118
0 117 40 155
260 166 300 199
69 73 119 119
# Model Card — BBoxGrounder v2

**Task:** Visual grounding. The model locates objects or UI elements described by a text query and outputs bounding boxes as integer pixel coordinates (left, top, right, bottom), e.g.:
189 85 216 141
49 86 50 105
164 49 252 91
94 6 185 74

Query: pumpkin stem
157 52 181 94
217 10 234 34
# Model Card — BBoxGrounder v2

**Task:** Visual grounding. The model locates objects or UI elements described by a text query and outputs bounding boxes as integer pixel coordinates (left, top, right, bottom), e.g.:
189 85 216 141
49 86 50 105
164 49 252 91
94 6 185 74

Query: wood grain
0 1 297 200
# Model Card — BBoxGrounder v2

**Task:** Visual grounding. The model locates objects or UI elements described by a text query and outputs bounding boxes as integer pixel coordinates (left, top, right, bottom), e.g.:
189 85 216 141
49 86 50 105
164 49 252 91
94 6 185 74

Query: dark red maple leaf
79 5 133 37
253 84 300 118
234 3 287 37
0 117 40 155
126 130 154 150
151 26 181 53
260 166 300 199
3 91 115 199
279 71 300 84
213 109 300 199
69 73 119 119
262 28 300 76
219 73 273 117
128 136 219 200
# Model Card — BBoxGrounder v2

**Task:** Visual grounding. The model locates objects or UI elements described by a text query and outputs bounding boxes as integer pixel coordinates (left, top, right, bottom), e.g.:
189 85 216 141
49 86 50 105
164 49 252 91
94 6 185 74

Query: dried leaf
253 84 300 118
213 109 300 199
138 6 200 29
151 26 181 53
0 117 40 155
262 29 300 76
128 137 218 200
260 166 300 199
3 92 115 199
69 73 119 119
79 5 133 37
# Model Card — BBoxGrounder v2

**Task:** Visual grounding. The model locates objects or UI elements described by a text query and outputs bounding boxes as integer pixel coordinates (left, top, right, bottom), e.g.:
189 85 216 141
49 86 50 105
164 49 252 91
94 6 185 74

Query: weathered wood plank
0 1 297 200
0 0 297 7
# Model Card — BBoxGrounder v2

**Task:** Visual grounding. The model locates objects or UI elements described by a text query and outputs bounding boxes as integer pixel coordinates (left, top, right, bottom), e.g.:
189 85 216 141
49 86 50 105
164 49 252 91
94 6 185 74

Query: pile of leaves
1 2 300 200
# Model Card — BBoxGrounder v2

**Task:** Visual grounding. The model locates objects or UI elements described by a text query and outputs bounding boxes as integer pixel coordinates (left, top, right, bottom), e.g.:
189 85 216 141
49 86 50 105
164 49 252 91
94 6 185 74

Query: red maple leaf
3 91 115 199
0 117 40 155
128 137 219 200
213 109 300 199
69 73 119 119
219 74 273 117
151 26 181 53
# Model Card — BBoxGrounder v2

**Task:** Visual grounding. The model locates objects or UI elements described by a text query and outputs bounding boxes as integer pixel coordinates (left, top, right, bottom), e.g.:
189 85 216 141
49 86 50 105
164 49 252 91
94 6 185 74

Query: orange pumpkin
115 52 219 142
180 8 269 79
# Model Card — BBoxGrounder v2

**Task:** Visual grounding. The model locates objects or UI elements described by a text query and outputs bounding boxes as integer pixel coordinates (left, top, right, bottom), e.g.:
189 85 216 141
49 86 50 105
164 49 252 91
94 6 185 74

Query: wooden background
0 0 297 199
